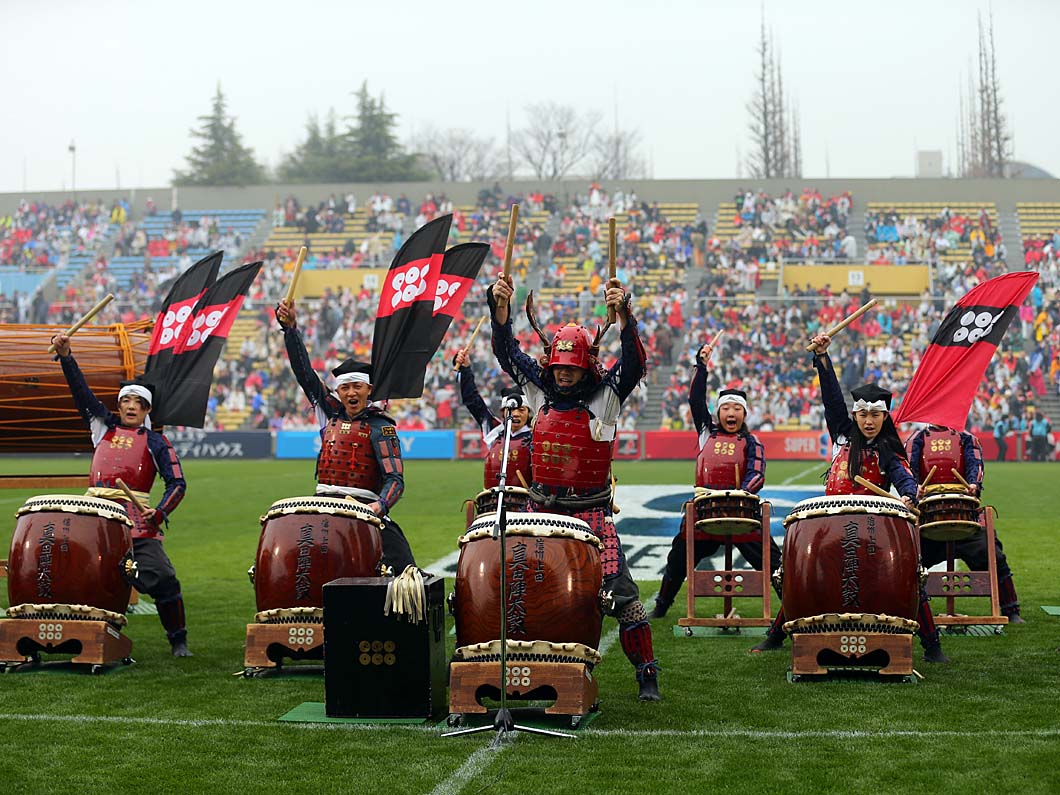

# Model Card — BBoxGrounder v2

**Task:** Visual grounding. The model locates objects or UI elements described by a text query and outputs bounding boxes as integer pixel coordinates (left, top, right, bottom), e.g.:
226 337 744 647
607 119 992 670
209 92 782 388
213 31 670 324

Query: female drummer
454 347 533 495
907 424 1022 623
490 273 660 701
652 341 778 618
752 332 949 664
51 333 191 657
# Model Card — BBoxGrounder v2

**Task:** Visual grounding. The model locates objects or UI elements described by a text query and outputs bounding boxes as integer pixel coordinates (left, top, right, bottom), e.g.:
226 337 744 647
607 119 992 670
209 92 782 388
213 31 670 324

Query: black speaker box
323 576 446 718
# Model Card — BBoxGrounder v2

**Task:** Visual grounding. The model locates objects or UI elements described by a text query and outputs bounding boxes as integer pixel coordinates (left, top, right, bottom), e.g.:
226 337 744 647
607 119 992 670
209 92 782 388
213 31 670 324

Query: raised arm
456 357 498 433
488 280 545 389
278 306 330 409
809 334 852 442
688 344 717 435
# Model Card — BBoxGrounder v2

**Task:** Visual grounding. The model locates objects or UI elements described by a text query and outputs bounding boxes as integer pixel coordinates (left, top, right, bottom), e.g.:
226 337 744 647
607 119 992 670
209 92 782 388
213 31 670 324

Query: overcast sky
3 0 1057 193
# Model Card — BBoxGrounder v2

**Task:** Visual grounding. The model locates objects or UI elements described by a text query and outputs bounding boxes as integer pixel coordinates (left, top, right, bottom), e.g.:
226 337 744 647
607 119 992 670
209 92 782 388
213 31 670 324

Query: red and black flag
145 250 222 376
893 271 1039 429
428 242 490 351
144 260 262 427
370 214 452 399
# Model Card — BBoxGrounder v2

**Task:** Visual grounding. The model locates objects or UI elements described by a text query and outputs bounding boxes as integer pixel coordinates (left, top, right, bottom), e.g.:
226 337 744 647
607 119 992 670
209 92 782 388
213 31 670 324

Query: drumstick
502 204 520 278
516 471 529 490
709 329 724 348
115 478 148 511
607 217 618 325
47 293 115 354
950 468 973 492
452 316 488 374
921 465 938 490
804 298 878 352
854 475 920 518
735 464 741 489
283 246 308 305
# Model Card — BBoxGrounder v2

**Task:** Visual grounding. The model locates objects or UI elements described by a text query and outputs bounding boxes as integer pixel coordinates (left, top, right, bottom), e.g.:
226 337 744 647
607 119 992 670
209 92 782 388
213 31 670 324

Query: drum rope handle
384 565 428 624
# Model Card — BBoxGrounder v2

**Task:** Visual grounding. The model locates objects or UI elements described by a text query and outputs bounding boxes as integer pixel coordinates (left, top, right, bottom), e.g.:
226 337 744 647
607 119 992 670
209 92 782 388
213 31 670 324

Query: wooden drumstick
921 465 938 490
854 475 920 518
452 316 488 374
516 470 529 490
502 204 520 278
47 293 115 354
283 246 308 305
115 478 148 511
735 464 741 489
610 472 621 515
607 217 618 325
950 468 973 492
709 328 724 348
804 298 878 352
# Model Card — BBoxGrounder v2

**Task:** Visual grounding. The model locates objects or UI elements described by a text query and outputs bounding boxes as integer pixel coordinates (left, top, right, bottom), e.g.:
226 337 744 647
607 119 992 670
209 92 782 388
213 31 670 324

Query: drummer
490 274 660 701
276 299 415 574
454 347 533 497
50 333 191 657
752 332 949 663
907 424 1023 624
652 340 778 618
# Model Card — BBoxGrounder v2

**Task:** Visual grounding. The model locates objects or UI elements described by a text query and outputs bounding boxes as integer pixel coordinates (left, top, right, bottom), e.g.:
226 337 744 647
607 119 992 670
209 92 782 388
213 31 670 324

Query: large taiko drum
7 494 133 615
780 495 920 629
693 487 762 536
0 321 152 453
454 513 604 656
917 485 981 541
252 496 384 613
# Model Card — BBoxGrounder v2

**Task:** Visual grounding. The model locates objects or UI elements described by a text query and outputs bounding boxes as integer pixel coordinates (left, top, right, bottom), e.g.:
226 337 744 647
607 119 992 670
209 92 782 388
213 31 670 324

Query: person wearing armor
454 347 533 494
276 300 415 573
907 424 1023 624
652 340 777 618
489 273 661 701
752 332 949 663
50 333 191 657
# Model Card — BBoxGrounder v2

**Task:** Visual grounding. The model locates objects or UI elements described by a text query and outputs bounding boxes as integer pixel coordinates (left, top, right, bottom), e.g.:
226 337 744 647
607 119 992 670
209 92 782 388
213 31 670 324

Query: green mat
449 705 601 732
1040 606 1060 616
278 701 430 724
126 601 158 615
673 624 768 638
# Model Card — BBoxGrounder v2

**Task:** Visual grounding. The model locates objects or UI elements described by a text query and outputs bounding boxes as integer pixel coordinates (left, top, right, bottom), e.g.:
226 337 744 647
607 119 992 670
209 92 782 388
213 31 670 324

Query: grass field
1 456 1059 795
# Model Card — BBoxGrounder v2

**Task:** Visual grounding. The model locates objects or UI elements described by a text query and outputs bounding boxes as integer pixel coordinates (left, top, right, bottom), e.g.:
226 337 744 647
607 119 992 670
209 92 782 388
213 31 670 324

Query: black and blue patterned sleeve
814 353 852 442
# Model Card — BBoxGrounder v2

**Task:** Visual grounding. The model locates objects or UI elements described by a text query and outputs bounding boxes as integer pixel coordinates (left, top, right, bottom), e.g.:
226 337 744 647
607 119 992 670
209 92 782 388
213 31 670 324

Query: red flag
429 242 489 340
145 250 222 370
893 272 1039 429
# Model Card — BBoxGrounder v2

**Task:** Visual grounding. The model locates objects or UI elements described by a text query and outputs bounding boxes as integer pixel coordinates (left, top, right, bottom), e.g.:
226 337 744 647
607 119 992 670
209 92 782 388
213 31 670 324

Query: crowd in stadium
864 205 1004 266
1 186 1057 458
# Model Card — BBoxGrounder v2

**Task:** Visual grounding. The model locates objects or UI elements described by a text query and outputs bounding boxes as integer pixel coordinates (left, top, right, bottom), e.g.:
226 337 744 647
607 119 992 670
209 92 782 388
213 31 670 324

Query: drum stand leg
678 501 774 631
926 509 1008 627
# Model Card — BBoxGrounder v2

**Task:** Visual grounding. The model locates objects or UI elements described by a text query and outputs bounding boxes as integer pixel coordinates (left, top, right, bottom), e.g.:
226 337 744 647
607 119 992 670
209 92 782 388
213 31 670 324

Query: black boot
1005 611 1025 625
750 633 785 653
169 630 193 657
922 643 950 663
650 597 672 620
637 664 661 701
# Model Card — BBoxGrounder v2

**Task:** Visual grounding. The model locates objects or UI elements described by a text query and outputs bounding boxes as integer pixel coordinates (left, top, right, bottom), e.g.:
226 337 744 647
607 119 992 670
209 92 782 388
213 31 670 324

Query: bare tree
590 129 647 180
513 102 601 180
957 11 1012 177
745 17 800 179
411 126 503 181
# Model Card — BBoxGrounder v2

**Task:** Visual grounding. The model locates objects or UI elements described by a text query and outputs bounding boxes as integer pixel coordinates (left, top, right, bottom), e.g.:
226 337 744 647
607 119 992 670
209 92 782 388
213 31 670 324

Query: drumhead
455 638 602 665
16 494 132 525
460 512 601 549
783 494 916 526
693 487 759 501
263 495 381 526
919 492 980 507
6 602 128 628
474 486 530 501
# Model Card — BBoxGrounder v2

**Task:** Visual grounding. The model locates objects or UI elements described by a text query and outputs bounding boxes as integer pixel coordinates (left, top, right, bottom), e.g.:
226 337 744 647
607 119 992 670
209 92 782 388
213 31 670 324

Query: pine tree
342 82 429 181
277 109 346 183
173 84 267 186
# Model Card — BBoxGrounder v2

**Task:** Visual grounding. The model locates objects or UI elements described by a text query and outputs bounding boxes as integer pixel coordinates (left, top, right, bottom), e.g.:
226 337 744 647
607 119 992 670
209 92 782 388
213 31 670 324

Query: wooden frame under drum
924 506 1007 627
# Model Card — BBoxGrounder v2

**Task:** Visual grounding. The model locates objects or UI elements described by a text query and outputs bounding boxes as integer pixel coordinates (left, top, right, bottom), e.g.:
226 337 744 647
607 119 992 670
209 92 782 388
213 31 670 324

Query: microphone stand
443 401 572 743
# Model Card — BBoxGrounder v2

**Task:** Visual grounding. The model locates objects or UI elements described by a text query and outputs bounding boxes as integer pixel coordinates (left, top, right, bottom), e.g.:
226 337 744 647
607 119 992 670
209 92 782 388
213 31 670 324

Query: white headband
717 394 748 413
118 384 153 407
852 399 888 413
334 372 371 387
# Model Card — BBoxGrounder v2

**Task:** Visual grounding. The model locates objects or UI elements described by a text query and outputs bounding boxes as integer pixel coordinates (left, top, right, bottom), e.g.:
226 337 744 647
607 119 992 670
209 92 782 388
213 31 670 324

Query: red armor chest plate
90 426 156 494
695 433 747 489
916 427 963 481
317 418 381 492
484 432 533 489
826 444 884 496
531 406 613 491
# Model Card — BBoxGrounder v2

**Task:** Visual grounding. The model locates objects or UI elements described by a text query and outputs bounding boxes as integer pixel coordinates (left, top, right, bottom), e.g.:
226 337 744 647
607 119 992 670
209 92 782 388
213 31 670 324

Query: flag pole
502 204 519 278
48 293 115 353
283 246 308 305
805 298 878 352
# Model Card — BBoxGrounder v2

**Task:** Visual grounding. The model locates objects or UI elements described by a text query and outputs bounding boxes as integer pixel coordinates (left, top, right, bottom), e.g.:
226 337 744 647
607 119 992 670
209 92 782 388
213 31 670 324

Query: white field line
2 713 1057 741
780 464 820 485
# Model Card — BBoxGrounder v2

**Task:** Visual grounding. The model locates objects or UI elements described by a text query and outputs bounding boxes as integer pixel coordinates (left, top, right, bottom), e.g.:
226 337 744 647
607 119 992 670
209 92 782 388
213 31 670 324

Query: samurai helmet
525 291 610 381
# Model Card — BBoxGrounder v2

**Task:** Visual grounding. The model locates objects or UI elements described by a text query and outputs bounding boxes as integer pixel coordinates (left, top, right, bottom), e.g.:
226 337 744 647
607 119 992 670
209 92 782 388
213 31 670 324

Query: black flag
428 242 489 351
145 250 222 376
371 214 452 399
145 261 262 427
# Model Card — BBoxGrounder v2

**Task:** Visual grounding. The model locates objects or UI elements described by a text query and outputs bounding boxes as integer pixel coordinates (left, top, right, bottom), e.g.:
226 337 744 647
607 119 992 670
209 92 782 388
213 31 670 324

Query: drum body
254 496 383 612
473 486 530 517
454 513 604 651
918 487 981 541
781 496 920 623
7 494 133 614
0 321 152 453
693 488 762 535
